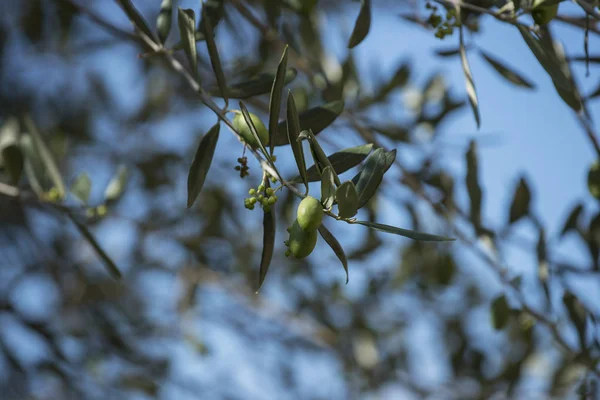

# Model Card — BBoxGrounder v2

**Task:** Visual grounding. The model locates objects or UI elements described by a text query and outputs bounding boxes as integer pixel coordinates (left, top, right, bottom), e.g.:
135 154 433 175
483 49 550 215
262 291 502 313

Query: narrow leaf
296 143 373 183
197 0 225 34
210 69 297 99
68 213 122 279
104 165 128 203
561 203 584 237
286 91 308 193
355 148 386 209
274 100 345 146
269 46 289 155
178 8 197 76
301 129 341 186
458 15 481 128
508 177 531 224
24 116 66 199
479 50 535 89
491 294 510 330
117 0 156 40
318 225 349 283
71 173 91 204
321 166 336 210
202 4 228 103
348 0 371 48
1 144 23 185
239 102 269 158
258 203 276 291
563 291 588 348
465 140 483 231
336 181 359 218
187 123 220 208
156 0 173 44
352 220 455 242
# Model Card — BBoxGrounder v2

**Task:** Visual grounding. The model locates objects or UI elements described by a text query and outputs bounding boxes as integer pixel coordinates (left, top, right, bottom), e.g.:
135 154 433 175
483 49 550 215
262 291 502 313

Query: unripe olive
532 0 558 25
297 196 324 232
287 220 318 259
232 111 269 149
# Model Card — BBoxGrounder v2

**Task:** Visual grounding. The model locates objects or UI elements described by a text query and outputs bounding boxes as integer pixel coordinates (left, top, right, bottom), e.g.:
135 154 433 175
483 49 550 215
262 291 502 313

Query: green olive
532 0 558 25
287 220 318 259
296 196 324 232
232 111 269 149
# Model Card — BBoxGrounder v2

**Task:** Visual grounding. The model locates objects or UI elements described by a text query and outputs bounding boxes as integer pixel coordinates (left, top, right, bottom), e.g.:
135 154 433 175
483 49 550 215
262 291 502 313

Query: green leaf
258 200 276 291
197 0 225 34
588 161 600 200
434 46 462 57
19 134 46 197
156 0 173 44
187 123 220 208
561 203 584 237
116 0 156 40
458 16 481 129
336 181 359 218
71 173 91 204
321 166 336 210
465 140 483 231
104 165 128 203
210 69 297 99
300 129 341 186
273 100 344 146
1 144 23 185
318 225 349 283
355 148 386 209
202 3 227 103
68 213 122 279
508 177 531 224
239 102 269 158
479 50 535 89
295 143 373 183
286 91 308 193
269 46 289 155
351 149 395 191
352 220 455 242
348 0 371 49
491 294 510 330
178 8 198 77
24 116 66 199
563 291 588 348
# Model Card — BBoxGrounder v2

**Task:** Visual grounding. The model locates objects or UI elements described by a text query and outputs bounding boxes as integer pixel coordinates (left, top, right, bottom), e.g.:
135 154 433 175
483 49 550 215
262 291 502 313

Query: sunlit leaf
71 172 91 204
348 0 371 48
479 50 535 89
187 123 220 208
352 220 455 241
178 8 198 76
239 102 269 158
336 181 359 218
318 224 349 283
321 166 336 210
156 0 173 44
274 100 344 146
104 165 128 203
458 13 481 128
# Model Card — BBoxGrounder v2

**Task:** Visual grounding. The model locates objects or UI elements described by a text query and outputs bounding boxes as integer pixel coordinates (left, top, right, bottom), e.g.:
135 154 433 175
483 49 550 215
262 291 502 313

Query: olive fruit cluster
245 184 278 212
284 196 324 259
426 2 457 40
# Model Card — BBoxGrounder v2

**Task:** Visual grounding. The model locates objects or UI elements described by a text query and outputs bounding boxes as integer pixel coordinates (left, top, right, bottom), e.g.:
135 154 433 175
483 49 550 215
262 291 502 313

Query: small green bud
249 197 257 205
267 197 276 205
265 188 274 196
249 188 256 196
258 194 264 201
258 184 265 192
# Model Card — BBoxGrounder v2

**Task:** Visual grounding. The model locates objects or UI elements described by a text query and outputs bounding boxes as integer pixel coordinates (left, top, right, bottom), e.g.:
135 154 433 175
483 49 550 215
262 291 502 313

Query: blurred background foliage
1 0 600 399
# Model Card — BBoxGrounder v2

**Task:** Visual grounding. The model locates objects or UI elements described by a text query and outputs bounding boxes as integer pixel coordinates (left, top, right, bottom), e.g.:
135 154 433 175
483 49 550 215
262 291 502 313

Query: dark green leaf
321 166 335 210
269 46 289 155
491 294 510 330
286 91 308 192
563 291 588 348
274 100 344 146
348 0 371 48
68 213 122 279
202 4 227 103
434 46 462 57
336 181 359 218
465 140 483 231
178 8 197 77
355 148 386 209
561 203 584 237
71 172 91 204
116 0 156 40
458 16 481 128
352 220 455 241
590 160 600 200
104 165 128 203
318 225 349 283
1 144 23 185
210 69 297 99
239 102 269 158
258 201 276 291
187 123 220 208
508 177 531 224
479 50 536 89
156 0 173 44
24 116 66 199
300 129 341 185
296 143 373 183
197 0 225 34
